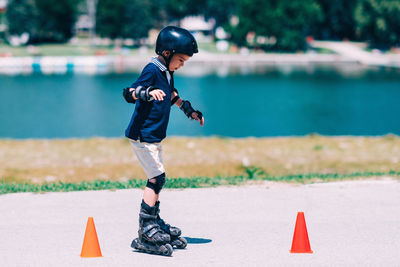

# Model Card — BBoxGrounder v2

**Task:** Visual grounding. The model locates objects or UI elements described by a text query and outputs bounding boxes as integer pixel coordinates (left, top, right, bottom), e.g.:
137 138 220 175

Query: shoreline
0 52 399 75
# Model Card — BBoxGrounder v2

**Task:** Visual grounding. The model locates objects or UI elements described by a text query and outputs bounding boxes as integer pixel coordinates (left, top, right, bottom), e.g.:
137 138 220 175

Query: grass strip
1 171 399 195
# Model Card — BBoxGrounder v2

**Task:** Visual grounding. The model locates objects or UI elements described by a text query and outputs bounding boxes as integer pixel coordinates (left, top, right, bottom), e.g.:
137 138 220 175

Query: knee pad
146 173 166 194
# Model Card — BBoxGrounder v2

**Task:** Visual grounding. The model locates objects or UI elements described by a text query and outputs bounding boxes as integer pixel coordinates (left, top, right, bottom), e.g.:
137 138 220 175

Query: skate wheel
178 237 187 249
162 244 173 256
171 236 187 249
131 238 139 249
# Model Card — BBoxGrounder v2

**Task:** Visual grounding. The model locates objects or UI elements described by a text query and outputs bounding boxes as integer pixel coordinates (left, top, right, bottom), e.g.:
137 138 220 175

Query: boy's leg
143 187 158 206
129 140 165 206
129 140 173 255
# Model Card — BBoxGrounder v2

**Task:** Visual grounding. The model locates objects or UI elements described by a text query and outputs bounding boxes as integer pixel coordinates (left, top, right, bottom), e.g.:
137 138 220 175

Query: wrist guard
180 100 203 120
171 88 179 106
135 85 156 102
123 87 135 103
171 95 179 106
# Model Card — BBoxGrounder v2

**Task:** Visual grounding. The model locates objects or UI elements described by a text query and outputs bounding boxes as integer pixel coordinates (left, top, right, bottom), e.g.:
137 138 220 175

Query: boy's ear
163 51 171 57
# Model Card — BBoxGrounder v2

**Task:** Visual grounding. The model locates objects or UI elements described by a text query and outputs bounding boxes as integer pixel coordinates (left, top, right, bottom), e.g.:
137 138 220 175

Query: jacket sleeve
131 64 156 89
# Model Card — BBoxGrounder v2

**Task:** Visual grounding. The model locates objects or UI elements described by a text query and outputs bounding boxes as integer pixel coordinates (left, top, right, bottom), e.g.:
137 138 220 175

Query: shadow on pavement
184 237 212 244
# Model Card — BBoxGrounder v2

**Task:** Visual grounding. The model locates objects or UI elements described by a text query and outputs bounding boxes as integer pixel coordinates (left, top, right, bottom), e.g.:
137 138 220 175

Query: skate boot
131 200 173 256
155 201 187 249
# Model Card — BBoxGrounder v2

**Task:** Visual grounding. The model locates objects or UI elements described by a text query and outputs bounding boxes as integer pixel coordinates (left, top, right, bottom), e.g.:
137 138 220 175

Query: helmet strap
162 50 175 70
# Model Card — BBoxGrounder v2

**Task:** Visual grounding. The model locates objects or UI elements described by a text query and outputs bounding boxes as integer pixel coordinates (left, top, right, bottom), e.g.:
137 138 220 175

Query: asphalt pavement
1 178 399 266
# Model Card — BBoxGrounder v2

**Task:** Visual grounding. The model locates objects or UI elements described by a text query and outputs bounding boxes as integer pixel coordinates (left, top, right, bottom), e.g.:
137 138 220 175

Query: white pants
129 139 165 179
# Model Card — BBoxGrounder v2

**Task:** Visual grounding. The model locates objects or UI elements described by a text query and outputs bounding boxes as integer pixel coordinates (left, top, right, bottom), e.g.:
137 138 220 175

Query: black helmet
156 26 198 57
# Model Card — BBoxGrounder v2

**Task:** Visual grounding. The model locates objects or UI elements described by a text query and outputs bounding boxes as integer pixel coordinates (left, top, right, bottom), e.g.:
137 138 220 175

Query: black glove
180 100 203 120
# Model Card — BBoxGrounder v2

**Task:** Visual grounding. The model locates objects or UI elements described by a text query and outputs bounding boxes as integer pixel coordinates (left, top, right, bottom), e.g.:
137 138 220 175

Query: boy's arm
123 86 166 103
122 65 165 103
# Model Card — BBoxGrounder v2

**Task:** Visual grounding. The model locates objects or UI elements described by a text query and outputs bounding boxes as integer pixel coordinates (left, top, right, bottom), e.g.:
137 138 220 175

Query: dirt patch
1 135 399 183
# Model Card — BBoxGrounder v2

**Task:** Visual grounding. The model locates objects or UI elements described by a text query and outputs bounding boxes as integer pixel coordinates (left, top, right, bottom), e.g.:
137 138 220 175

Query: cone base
290 250 313 253
80 255 103 258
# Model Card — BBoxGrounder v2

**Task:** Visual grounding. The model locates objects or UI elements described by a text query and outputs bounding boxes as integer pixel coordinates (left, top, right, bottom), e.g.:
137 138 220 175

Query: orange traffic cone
80 217 103 257
290 212 313 253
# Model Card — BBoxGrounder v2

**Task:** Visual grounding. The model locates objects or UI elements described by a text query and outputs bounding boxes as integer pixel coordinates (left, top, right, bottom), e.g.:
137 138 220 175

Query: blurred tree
6 0 37 36
122 0 153 40
96 0 152 40
164 0 206 22
152 0 237 36
229 0 323 51
148 0 168 28
313 0 357 40
355 0 400 49
96 0 125 39
149 0 237 32
34 0 82 42
6 0 82 43
204 0 237 28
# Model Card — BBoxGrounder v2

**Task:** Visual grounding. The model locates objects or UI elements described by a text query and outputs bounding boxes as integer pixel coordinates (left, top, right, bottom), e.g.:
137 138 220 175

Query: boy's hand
192 112 205 126
149 89 166 101
180 100 204 126
131 86 164 102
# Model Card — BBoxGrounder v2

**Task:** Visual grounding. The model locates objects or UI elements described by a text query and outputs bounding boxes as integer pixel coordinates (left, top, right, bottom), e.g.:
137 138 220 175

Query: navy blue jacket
125 61 174 143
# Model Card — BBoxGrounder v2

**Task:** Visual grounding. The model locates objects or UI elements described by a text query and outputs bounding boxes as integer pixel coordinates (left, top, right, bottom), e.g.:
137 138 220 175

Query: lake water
1 64 399 139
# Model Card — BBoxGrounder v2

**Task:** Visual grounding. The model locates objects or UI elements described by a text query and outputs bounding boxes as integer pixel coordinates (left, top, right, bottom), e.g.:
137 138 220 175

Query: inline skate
131 200 173 256
155 201 187 249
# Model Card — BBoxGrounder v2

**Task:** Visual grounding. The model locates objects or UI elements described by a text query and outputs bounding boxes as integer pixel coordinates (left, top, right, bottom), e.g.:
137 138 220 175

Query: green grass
310 47 337 54
0 44 141 57
1 170 399 195
0 42 340 57
0 42 227 56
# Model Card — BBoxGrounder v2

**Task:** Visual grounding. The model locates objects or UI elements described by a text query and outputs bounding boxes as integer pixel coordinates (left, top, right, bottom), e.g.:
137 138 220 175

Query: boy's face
169 53 190 71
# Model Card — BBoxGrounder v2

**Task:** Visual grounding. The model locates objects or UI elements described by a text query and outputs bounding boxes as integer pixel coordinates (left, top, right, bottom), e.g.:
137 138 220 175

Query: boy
122 26 204 256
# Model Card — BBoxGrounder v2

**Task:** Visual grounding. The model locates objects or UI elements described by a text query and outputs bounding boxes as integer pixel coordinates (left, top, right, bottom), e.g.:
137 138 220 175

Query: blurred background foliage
6 0 81 43
355 0 400 49
2 0 400 51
